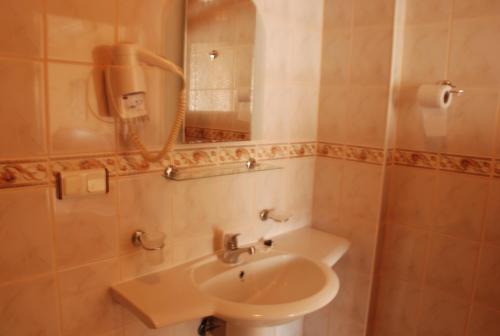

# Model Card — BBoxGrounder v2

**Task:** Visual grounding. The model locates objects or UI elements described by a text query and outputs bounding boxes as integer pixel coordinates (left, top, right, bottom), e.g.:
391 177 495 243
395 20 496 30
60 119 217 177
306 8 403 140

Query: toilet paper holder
439 80 464 96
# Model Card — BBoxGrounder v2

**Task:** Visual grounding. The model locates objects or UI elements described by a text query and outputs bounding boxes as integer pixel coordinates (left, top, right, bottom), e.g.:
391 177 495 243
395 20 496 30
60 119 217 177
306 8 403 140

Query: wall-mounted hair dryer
105 43 186 162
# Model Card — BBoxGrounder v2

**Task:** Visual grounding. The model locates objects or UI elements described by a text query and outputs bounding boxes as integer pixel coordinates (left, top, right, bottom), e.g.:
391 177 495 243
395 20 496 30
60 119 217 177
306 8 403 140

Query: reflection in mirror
184 0 256 143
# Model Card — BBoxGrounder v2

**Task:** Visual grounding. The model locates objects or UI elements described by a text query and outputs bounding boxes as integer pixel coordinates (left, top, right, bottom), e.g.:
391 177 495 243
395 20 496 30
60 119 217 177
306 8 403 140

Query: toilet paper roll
417 84 453 109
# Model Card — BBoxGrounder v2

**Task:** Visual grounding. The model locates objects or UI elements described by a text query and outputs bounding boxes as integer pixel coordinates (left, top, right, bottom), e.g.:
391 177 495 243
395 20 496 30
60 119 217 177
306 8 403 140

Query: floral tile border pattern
289 142 317 158
2 143 499 189
494 160 500 178
219 146 257 164
51 155 118 179
0 160 49 188
317 142 344 159
117 153 168 176
439 154 492 176
256 144 289 161
393 149 439 169
344 145 385 165
170 148 218 168
393 149 496 176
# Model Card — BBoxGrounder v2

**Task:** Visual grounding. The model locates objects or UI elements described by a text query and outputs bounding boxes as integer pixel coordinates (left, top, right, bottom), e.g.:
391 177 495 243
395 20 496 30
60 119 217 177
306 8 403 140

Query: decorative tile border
0 160 49 188
386 149 394 165
255 144 289 161
170 148 218 168
289 142 317 158
344 145 385 165
116 153 168 176
317 142 344 159
393 149 439 169
219 146 257 164
439 154 492 176
494 160 500 178
51 155 118 178
2 143 498 189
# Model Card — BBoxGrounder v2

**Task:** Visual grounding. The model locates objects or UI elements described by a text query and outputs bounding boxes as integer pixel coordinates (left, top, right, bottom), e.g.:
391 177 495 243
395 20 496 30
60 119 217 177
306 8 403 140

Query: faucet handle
224 233 240 250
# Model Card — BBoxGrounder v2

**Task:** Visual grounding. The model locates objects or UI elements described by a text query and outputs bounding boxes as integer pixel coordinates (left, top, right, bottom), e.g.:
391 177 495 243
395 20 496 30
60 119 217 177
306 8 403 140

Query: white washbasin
191 251 339 325
110 227 349 329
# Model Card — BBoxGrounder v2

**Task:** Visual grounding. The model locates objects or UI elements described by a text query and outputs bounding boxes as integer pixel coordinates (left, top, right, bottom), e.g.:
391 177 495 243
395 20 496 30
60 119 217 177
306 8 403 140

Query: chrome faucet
221 233 256 264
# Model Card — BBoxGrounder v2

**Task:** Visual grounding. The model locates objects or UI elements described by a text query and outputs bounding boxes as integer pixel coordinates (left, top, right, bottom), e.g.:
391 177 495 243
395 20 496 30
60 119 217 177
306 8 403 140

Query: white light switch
56 168 108 199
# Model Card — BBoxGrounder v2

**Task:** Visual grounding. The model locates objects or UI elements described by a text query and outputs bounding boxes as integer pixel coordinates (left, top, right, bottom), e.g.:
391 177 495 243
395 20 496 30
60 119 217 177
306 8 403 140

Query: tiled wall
0 0 324 335
306 0 396 335
371 0 500 336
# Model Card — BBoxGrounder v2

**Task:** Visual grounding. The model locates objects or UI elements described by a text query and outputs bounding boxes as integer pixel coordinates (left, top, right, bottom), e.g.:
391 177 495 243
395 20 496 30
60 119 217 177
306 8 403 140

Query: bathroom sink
110 227 348 329
191 251 339 325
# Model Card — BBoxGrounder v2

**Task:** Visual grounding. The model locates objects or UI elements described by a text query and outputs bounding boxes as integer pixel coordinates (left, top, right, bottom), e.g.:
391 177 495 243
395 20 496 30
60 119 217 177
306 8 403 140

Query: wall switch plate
56 168 109 199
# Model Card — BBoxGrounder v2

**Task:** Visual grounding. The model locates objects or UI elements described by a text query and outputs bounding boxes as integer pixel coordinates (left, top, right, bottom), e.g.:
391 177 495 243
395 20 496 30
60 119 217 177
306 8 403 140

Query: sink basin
191 251 339 325
110 228 349 330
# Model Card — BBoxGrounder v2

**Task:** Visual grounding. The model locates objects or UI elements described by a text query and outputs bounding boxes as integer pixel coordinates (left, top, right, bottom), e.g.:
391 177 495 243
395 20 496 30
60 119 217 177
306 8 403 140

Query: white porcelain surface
110 228 349 329
192 251 339 325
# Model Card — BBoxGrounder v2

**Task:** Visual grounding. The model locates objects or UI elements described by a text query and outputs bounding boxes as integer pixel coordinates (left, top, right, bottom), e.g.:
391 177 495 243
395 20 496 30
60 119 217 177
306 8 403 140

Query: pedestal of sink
226 318 303 336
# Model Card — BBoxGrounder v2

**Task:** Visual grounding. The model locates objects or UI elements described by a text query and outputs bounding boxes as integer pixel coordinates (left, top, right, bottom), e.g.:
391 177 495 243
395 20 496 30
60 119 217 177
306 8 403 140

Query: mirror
183 0 256 143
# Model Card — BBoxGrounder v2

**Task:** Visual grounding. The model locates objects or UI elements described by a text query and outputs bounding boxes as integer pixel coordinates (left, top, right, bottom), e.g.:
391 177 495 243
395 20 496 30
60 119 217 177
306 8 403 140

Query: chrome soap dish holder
132 230 166 251
259 209 291 223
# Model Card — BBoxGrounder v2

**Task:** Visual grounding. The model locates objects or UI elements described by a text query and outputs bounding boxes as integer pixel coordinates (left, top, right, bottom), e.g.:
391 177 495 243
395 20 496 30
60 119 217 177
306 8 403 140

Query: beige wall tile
404 0 452 25
0 58 45 158
372 278 420 336
317 86 349 143
0 187 53 283
380 225 428 282
323 0 353 30
47 0 115 63
119 0 184 60
446 88 498 156
350 25 393 86
282 157 316 231
387 166 436 229
0 275 59 336
353 0 394 26
484 180 500 244
171 176 234 238
312 158 343 232
53 182 118 268
118 175 173 253
48 62 115 154
425 235 479 298
321 29 352 86
289 0 324 32
416 287 469 336
0 0 44 58
467 304 500 336
339 161 383 225
474 244 500 310
434 173 488 240
337 218 378 273
345 86 389 147
286 29 322 84
454 0 500 20
58 259 121 336
401 24 449 87
449 18 500 87
287 85 319 140
330 266 371 327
